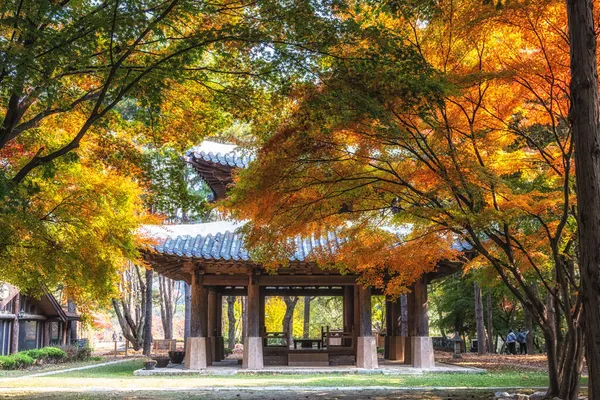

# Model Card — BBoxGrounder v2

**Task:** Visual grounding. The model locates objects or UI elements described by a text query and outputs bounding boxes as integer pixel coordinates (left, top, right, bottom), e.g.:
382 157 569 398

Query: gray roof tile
187 149 254 168
153 230 336 262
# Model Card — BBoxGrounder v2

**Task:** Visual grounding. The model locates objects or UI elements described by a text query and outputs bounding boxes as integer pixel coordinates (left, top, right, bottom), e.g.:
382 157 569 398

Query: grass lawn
0 359 558 388
0 357 107 378
0 360 590 400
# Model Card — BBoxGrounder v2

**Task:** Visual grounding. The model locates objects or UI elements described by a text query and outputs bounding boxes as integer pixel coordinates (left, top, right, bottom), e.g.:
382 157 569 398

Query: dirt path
0 388 499 400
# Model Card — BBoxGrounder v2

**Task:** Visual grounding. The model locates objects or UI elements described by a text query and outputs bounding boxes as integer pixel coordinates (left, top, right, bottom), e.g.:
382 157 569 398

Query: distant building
0 282 80 355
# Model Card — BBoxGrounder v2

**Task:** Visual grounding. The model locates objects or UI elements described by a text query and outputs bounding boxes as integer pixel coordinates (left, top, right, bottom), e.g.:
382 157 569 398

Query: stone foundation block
356 336 378 369
242 336 264 369
411 336 435 369
184 337 210 370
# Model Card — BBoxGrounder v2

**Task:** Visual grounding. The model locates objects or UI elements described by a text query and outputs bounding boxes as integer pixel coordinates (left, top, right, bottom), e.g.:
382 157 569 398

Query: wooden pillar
259 287 266 336
215 292 224 361
343 286 354 347
384 298 393 359
208 287 217 362
10 295 20 354
243 274 263 369
410 277 434 369
185 270 211 369
353 285 361 346
404 285 416 365
356 285 377 369
43 322 51 347
388 296 405 361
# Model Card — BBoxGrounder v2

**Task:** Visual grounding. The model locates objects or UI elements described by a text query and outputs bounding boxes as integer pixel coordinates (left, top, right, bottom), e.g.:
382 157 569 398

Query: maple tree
0 0 342 312
229 1 586 398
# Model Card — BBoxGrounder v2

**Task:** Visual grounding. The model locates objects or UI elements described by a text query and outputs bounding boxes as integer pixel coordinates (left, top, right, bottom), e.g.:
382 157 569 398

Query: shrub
12 353 34 368
39 347 67 361
25 349 42 360
59 344 92 362
0 356 16 370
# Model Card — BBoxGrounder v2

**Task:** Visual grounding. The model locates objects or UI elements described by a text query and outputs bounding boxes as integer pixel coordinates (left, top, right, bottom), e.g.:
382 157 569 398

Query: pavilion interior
146 251 439 370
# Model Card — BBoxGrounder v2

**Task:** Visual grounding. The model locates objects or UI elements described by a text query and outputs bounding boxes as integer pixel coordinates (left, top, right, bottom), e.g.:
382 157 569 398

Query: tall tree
282 296 299 347
566 0 600 397
303 296 313 339
112 262 149 351
0 0 343 312
486 291 494 354
474 283 487 354
158 276 181 339
226 296 237 349
229 2 585 397
143 268 153 356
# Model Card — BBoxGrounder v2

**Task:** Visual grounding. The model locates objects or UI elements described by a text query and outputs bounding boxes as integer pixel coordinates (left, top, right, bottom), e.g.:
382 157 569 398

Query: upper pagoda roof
186 141 254 200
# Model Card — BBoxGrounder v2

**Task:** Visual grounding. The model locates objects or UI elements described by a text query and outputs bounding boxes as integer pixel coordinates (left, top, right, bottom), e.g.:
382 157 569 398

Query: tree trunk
11 295 19 353
184 282 191 342
143 268 153 356
303 296 311 338
524 307 533 353
486 291 494 353
227 296 236 348
158 275 174 339
567 0 600 398
474 283 487 354
112 263 146 351
282 296 299 347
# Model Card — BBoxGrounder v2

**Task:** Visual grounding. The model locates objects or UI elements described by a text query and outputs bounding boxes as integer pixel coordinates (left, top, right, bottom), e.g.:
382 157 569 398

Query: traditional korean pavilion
145 142 458 370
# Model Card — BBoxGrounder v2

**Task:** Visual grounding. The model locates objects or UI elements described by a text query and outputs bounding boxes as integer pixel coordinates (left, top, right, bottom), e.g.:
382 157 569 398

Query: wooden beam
203 275 251 286
258 275 357 286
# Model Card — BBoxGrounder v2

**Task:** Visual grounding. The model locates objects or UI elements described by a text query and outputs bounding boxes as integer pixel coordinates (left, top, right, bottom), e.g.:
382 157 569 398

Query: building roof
154 229 341 263
187 142 254 169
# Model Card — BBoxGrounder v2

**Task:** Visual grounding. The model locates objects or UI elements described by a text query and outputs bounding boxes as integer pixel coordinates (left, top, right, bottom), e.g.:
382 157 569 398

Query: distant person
119 334 123 342
112 331 117 342
506 329 517 354
517 328 529 354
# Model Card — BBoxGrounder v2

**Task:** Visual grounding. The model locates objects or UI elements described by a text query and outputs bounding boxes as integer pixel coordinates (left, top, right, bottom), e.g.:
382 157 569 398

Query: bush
59 344 92 362
0 356 16 370
39 347 67 361
25 349 42 360
12 353 34 368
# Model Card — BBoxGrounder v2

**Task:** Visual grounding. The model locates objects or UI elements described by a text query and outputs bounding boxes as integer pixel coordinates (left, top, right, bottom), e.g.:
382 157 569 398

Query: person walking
506 329 517 354
517 328 529 354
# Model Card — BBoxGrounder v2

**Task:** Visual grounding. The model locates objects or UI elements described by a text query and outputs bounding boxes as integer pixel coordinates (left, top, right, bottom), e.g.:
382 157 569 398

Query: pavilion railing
321 326 354 349
262 331 289 348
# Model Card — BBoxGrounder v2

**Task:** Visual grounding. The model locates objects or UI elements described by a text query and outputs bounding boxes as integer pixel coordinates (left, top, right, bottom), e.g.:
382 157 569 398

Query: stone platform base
411 336 435 369
185 337 211 370
242 336 264 369
356 336 378 369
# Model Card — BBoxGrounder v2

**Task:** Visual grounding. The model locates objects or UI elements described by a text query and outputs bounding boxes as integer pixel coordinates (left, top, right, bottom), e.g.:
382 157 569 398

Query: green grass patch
48 359 558 388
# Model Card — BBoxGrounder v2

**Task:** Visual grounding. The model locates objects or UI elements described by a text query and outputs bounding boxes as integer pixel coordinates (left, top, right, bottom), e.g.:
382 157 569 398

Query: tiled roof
187 147 254 168
154 230 341 262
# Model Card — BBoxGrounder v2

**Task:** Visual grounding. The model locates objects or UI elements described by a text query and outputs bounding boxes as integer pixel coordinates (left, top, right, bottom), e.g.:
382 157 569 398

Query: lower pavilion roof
143 222 466 284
